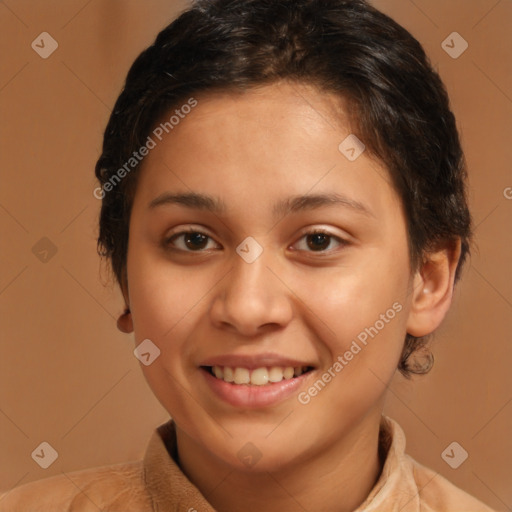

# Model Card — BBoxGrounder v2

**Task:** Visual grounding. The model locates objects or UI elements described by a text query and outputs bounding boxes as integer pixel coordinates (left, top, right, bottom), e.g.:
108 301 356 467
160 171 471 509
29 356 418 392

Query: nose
209 247 294 337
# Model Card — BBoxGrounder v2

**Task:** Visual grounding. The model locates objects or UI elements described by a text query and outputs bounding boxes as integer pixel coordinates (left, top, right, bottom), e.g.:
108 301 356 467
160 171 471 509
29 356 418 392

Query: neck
175 411 384 512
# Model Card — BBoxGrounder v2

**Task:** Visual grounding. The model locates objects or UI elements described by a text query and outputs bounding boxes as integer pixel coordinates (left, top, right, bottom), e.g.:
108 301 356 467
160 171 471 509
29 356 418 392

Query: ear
117 268 134 334
406 239 462 338
117 307 133 333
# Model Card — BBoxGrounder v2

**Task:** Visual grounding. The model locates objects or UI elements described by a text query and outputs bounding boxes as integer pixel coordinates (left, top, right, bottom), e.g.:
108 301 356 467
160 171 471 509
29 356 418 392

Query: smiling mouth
201 365 315 386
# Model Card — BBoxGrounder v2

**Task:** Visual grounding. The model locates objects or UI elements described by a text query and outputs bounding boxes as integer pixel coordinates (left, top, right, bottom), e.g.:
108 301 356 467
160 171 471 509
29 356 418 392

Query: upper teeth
211 366 308 385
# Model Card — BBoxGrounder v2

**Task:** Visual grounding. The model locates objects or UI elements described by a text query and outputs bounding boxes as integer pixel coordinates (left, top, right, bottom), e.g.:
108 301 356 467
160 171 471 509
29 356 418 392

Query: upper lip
199 353 315 370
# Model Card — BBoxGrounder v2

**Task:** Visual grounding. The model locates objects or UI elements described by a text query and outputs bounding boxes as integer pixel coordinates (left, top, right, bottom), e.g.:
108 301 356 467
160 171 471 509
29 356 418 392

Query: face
126 81 414 472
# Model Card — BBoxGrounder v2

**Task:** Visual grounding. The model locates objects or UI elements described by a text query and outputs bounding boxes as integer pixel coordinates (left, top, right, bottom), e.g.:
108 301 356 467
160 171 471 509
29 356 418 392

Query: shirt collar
143 415 419 511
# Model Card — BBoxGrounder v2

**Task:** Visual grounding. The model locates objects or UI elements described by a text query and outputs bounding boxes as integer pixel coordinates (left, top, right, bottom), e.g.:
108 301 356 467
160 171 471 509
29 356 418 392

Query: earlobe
117 307 134 333
406 240 462 338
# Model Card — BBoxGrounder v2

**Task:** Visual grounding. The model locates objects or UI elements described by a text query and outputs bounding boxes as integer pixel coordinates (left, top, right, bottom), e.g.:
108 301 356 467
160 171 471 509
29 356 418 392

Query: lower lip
200 368 313 409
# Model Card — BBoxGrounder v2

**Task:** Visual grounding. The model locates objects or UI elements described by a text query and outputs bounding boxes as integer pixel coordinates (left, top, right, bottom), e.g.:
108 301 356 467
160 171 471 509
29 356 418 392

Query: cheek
126 249 191 358
126 252 205 417
127 247 208 338
297 277 408 426
292 259 409 408
292 256 409 347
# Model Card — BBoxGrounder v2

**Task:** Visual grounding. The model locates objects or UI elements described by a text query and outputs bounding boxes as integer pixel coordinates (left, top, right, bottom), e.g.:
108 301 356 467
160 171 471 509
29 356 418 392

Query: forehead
132 81 397 221
180 81 355 144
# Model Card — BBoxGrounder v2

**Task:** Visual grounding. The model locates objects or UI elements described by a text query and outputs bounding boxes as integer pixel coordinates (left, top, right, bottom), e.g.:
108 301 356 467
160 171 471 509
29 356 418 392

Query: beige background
0 0 510 509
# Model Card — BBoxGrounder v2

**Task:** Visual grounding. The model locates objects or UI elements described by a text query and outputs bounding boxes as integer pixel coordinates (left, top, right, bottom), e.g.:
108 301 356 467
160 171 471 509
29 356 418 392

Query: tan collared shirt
0 416 495 511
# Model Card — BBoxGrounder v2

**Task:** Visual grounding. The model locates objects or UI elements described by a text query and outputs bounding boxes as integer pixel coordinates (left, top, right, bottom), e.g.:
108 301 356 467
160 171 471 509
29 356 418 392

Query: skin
120 81 461 512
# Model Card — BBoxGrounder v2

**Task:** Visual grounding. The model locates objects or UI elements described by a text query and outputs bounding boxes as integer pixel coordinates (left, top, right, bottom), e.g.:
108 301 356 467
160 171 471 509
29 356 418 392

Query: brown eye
183 232 209 250
306 233 331 251
165 231 219 252
294 230 347 253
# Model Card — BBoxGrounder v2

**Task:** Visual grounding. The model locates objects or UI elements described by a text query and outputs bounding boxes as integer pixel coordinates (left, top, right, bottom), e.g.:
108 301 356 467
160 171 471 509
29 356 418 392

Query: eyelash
163 228 349 255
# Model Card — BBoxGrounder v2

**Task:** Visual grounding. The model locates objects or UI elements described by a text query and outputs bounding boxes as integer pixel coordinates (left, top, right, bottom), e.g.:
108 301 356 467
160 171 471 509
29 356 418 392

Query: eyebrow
148 191 374 218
